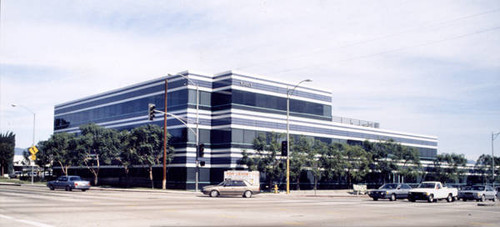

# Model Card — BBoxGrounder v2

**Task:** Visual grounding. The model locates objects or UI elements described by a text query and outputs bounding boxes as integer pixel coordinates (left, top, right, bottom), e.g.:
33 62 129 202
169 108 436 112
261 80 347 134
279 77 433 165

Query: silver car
368 183 412 201
47 175 91 192
458 185 497 202
202 179 260 198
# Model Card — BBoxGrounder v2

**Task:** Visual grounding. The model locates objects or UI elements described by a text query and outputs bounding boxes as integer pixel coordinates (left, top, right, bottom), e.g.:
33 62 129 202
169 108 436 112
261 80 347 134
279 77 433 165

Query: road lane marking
0 214 53 227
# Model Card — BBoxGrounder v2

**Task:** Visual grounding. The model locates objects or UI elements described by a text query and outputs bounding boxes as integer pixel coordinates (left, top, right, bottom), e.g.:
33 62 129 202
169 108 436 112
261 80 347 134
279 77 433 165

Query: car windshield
472 186 485 191
418 183 436 188
69 176 82 181
380 184 398 189
462 186 472 190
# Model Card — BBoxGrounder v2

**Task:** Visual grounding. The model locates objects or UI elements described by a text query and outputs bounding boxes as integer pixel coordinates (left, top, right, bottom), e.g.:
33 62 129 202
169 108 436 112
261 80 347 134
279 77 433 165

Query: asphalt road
1 184 499 227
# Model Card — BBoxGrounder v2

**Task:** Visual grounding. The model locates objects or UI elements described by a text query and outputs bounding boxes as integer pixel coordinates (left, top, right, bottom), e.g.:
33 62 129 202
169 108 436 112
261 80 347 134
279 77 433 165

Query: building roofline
214 70 332 95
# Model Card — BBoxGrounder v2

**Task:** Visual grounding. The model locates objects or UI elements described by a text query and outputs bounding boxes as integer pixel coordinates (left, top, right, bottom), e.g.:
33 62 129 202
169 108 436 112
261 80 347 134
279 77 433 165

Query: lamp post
492 132 500 186
168 74 200 192
286 79 312 194
11 104 36 185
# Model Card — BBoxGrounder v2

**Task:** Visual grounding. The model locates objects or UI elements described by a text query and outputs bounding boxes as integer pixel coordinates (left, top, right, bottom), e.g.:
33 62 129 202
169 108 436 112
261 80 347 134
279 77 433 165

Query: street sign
29 146 39 155
30 154 36 160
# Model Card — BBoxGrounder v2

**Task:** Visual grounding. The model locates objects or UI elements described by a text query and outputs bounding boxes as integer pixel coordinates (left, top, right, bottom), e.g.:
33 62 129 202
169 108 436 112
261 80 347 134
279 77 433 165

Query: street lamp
11 104 36 185
286 79 312 194
168 74 200 192
492 131 500 186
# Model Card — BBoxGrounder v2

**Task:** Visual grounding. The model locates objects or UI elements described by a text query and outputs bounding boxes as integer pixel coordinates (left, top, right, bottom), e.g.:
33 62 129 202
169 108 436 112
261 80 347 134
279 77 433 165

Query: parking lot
1 184 499 227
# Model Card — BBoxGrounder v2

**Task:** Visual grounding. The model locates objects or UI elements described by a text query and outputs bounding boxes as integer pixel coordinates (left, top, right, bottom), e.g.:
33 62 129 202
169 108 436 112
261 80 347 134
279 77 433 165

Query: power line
269 25 500 75
235 7 500 72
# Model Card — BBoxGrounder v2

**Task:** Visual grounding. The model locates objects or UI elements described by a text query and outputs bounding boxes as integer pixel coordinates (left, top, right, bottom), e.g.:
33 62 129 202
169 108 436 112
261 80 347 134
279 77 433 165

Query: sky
0 0 499 161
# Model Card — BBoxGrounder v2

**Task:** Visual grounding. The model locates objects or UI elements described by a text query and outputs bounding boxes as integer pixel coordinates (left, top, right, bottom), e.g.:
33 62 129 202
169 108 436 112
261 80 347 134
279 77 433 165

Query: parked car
47 175 91 192
408 181 458 202
202 179 260 198
368 183 412 201
8 171 18 178
458 185 497 202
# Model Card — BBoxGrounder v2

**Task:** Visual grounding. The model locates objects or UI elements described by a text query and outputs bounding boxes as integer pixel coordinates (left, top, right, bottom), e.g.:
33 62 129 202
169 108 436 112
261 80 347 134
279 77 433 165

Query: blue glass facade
54 70 438 189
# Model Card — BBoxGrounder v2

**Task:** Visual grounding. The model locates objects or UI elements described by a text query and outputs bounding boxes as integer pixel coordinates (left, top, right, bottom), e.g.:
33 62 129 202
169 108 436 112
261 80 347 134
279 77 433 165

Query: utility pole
492 131 500 186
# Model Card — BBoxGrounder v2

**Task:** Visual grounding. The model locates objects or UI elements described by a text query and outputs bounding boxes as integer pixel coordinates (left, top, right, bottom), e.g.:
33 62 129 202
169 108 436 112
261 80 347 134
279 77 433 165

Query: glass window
243 130 256 144
231 90 331 117
211 89 232 107
234 181 246 186
401 184 411 189
200 91 211 106
199 129 210 144
232 129 244 143
211 129 231 144
169 128 187 144
69 176 81 181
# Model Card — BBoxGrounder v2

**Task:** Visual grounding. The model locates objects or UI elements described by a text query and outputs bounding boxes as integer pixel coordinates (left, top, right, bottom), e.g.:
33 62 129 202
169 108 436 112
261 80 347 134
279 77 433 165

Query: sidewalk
1 181 366 197
264 189 368 197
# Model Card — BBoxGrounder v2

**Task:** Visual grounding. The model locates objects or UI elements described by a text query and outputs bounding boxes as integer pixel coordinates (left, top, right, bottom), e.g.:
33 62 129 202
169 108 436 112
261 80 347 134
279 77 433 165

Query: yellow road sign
29 146 39 155
30 154 36 160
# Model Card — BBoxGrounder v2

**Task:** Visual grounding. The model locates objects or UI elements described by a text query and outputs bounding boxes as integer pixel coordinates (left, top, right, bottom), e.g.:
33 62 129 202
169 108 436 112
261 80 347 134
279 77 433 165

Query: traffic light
148 104 156 120
198 143 205 158
281 141 288 156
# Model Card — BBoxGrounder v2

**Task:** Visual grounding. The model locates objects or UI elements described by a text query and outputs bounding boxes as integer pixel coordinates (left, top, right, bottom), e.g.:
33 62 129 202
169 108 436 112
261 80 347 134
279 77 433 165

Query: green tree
77 123 120 185
34 140 53 177
240 132 284 190
290 136 312 190
129 124 173 189
363 140 398 184
474 154 499 184
342 144 371 186
308 140 323 191
0 132 15 176
433 153 467 183
44 132 81 176
320 142 345 183
392 144 421 182
115 130 137 186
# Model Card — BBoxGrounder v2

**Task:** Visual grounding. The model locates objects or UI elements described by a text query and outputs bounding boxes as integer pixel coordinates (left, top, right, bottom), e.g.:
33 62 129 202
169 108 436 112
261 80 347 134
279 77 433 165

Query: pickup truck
408 181 458 202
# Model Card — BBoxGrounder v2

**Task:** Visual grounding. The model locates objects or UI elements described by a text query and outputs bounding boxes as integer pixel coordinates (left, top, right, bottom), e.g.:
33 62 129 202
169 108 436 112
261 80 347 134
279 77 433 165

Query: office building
54 71 438 189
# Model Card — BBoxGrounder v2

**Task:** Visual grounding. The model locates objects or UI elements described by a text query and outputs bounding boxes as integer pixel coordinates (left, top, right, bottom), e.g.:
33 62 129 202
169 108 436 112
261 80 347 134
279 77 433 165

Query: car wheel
49 185 55 190
210 190 219 197
243 190 252 198
81 189 87 192
390 194 396 201
446 194 453 202
65 186 72 191
372 198 378 201
462 198 467 202
427 194 434 203
481 195 486 202
409 198 415 202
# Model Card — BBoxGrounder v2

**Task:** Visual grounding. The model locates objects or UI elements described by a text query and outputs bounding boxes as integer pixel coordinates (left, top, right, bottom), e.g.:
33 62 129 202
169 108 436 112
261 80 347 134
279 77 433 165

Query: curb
89 187 197 194
0 182 22 186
